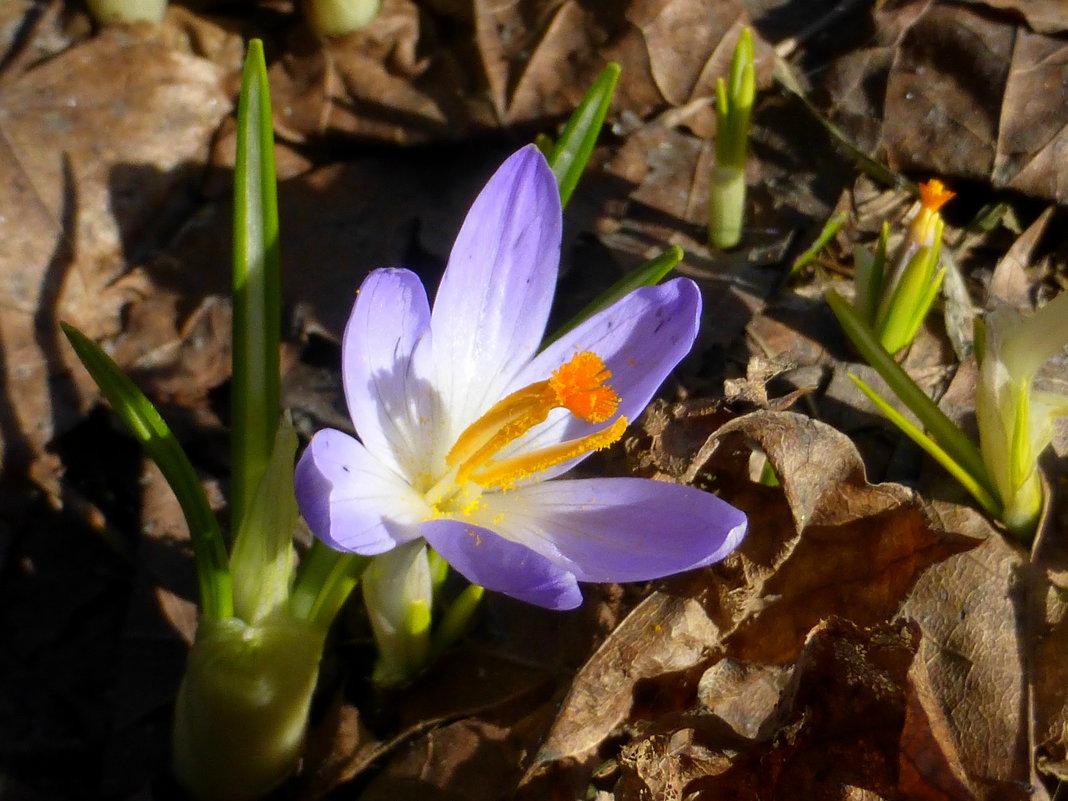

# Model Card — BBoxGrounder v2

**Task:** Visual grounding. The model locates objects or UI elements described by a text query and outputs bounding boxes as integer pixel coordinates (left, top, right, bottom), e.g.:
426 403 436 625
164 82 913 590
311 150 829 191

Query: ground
1 0 1068 798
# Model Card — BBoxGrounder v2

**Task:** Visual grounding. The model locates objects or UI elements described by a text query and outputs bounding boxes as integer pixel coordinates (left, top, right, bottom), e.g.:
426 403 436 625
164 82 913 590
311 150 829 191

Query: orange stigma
548 351 619 422
919 179 954 213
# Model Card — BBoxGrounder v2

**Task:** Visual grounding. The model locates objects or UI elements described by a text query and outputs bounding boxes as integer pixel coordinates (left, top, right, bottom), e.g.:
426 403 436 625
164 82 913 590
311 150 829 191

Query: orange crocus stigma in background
910 179 954 247
918 179 955 213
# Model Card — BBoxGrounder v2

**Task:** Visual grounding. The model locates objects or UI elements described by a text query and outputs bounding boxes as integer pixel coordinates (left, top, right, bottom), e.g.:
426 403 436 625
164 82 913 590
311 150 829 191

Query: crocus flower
856 179 954 355
976 290 1068 537
295 145 746 610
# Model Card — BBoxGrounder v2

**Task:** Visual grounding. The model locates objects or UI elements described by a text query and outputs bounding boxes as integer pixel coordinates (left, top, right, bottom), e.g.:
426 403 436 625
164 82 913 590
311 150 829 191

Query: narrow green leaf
290 539 369 629
854 223 889 323
715 77 729 120
543 245 683 348
230 418 299 624
727 28 754 106
549 62 621 207
826 289 996 496
427 547 449 598
790 213 846 275
62 323 233 619
1010 380 1033 495
877 245 938 354
431 583 484 658
722 28 755 167
973 316 987 367
849 373 1002 518
711 29 754 248
534 132 555 159
232 39 282 532
896 268 946 353
967 201 1009 234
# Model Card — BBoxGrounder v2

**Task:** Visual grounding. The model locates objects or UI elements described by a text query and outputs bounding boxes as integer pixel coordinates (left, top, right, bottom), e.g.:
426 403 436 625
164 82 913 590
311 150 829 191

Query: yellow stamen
445 351 621 485
471 416 628 491
446 382 552 472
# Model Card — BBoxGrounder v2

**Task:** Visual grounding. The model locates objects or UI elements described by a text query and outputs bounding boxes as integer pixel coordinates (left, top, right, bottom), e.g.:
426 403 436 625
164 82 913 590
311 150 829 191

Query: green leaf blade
848 372 1002 518
62 323 233 619
826 289 997 499
290 540 369 629
232 39 282 532
549 62 621 208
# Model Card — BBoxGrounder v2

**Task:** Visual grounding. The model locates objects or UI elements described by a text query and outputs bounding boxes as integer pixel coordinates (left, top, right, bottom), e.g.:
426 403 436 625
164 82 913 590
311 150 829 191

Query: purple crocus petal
500 278 701 475
475 477 746 583
430 145 562 433
420 519 583 610
342 268 438 477
295 429 427 555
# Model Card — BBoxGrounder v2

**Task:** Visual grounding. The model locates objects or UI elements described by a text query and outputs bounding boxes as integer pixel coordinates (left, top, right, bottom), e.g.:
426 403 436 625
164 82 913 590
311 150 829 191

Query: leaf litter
0 0 1067 799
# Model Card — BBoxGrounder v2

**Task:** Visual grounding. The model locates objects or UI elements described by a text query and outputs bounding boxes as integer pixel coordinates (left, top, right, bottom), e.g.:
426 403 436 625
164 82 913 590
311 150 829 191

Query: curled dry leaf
696 657 791 740
711 411 974 665
269 0 473 146
988 207 1054 309
523 407 976 796
507 0 773 136
525 583 723 773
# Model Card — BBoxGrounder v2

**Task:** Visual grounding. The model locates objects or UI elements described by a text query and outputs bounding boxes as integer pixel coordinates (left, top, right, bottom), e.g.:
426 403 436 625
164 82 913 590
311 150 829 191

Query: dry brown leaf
881 4 1010 182
899 655 977 800
267 0 778 146
901 502 1035 799
820 1 1068 202
626 397 734 481
501 0 775 134
696 657 791 740
0 27 229 475
269 0 472 146
989 29 1068 200
745 618 920 800
616 726 736 801
959 0 1068 34
1029 482 1068 783
708 411 972 665
358 718 525 801
615 618 971 801
526 585 722 772
297 697 376 799
989 207 1053 309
